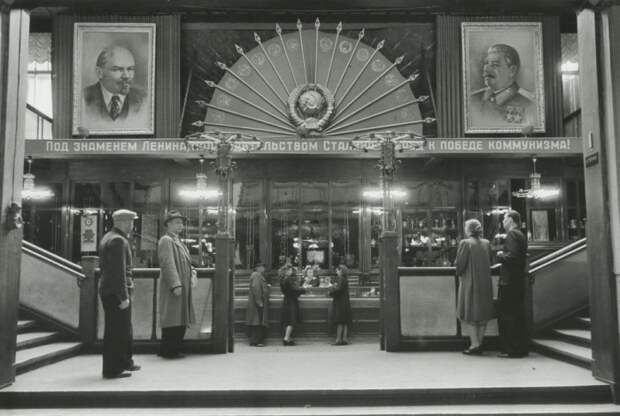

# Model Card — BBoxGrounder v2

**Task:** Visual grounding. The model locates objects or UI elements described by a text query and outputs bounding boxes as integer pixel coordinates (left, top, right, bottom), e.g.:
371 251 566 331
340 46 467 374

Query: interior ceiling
21 0 587 16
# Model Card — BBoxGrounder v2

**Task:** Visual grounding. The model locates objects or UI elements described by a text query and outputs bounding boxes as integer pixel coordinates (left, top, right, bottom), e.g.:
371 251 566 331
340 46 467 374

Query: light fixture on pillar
185 130 263 234
512 157 560 200
362 188 408 201
179 156 222 201
349 130 432 232
21 156 54 201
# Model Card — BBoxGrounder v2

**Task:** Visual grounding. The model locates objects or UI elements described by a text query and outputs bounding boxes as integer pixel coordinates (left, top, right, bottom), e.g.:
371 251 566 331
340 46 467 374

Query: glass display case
234 181 261 270
400 180 460 266
566 179 586 240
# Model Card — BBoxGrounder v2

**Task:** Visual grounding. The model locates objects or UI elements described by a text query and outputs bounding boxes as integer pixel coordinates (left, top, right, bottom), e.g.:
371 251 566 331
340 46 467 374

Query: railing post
381 231 400 352
79 256 99 346
213 233 233 354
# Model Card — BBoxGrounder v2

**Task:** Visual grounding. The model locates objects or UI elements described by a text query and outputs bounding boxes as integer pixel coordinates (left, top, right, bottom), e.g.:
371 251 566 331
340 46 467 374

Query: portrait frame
461 22 545 134
72 22 156 136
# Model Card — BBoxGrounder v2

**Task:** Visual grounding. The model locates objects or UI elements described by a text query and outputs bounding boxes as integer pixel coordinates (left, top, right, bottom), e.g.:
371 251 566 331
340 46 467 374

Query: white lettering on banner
31 138 579 155
46 141 69 152
439 140 483 152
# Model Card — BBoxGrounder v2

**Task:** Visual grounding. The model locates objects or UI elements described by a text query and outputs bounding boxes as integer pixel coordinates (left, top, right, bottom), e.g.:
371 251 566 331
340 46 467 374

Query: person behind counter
246 261 270 347
455 219 494 355
280 265 306 346
328 265 352 346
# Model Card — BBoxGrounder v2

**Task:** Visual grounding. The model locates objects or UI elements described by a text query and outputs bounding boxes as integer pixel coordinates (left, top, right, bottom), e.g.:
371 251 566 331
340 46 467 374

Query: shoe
283 340 296 346
159 353 185 359
498 352 528 358
255 343 265 347
126 364 141 371
332 341 345 346
103 372 131 379
463 347 483 356
341 341 349 345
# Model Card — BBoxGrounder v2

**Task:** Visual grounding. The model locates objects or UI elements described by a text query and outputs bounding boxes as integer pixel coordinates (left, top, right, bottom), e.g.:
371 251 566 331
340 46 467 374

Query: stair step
17 320 36 333
573 316 591 329
531 338 593 369
15 342 82 375
7 404 620 415
550 328 591 347
16 332 60 351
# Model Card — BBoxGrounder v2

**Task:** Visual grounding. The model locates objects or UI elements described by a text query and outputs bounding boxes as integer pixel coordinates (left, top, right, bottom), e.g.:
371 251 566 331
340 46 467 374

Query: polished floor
3 342 606 392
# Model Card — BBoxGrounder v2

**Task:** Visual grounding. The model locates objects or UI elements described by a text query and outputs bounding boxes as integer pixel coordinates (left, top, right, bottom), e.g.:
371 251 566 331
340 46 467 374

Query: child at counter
280 265 305 346
328 265 352 346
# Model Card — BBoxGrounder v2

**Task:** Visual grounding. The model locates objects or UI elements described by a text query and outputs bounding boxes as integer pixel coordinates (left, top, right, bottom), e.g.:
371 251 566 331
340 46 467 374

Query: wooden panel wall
52 14 181 139
436 15 563 138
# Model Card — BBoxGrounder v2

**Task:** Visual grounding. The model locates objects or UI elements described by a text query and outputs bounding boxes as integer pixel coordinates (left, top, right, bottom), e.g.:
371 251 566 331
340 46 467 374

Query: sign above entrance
26 137 581 157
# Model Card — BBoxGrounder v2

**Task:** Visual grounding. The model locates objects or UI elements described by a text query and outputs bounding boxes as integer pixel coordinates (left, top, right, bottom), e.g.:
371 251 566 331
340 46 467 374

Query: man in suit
157 210 196 359
470 44 536 126
99 209 140 378
496 210 529 358
83 45 146 122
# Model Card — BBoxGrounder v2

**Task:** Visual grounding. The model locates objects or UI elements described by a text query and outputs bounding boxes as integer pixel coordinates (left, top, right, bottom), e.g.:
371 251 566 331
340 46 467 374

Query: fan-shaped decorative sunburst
195 19 433 139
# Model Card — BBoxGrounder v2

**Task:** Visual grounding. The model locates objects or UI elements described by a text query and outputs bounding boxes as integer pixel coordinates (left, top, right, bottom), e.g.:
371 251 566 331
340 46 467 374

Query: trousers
101 294 133 376
497 284 529 355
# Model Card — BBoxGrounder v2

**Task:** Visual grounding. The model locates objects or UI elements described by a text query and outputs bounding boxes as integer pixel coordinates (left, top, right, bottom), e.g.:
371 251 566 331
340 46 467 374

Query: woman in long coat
158 210 196 358
246 262 270 346
328 264 352 345
455 218 494 355
280 265 305 346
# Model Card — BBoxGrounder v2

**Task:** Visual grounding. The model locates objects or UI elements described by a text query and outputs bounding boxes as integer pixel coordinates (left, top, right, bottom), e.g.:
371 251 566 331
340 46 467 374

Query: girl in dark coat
328 265 352 345
280 265 305 346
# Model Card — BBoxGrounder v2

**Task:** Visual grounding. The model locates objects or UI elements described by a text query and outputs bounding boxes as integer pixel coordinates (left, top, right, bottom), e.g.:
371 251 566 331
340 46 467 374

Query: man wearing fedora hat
99 209 139 379
246 261 270 346
157 210 196 358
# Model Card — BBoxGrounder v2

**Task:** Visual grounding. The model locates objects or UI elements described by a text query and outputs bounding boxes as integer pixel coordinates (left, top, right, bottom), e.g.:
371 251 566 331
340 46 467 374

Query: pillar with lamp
348 127 433 352
184 127 262 354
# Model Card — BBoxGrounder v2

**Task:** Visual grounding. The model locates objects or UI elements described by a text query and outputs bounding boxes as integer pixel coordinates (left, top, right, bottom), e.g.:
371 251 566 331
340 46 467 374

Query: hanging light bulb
179 156 222 200
21 156 54 200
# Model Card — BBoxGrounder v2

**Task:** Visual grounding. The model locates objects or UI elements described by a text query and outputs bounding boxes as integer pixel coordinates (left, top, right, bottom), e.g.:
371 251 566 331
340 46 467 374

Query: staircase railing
79 263 216 352
20 241 84 335
528 238 588 330
391 239 588 350
25 103 53 140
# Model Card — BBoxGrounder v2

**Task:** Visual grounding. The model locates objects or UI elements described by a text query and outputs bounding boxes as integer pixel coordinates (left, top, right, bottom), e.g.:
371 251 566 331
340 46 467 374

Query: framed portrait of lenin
461 22 545 134
73 23 156 136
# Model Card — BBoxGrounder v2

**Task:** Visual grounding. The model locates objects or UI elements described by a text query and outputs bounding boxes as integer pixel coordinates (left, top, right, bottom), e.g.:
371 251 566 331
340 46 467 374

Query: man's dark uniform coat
99 227 134 376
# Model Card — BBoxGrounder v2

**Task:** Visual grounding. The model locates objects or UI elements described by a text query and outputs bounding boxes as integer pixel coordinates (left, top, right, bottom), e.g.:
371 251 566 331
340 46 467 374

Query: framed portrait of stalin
461 22 545 134
73 23 156 136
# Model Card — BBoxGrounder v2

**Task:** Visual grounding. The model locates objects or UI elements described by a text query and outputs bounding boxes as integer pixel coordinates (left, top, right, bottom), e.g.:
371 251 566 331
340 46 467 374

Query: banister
529 245 587 275
22 240 83 273
529 238 586 269
95 267 215 279
22 246 85 280
26 103 53 123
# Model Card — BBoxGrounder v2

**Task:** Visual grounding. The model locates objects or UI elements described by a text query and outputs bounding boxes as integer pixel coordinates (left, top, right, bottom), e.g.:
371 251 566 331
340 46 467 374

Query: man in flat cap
99 209 140 378
157 210 196 358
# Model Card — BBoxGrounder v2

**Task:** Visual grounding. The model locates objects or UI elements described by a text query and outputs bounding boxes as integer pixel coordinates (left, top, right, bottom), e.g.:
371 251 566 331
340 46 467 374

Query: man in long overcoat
99 209 140 378
246 262 270 346
157 210 196 358
497 210 529 358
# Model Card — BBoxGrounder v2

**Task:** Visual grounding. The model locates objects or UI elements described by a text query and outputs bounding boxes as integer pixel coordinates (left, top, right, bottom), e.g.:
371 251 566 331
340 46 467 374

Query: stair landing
0 344 610 408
